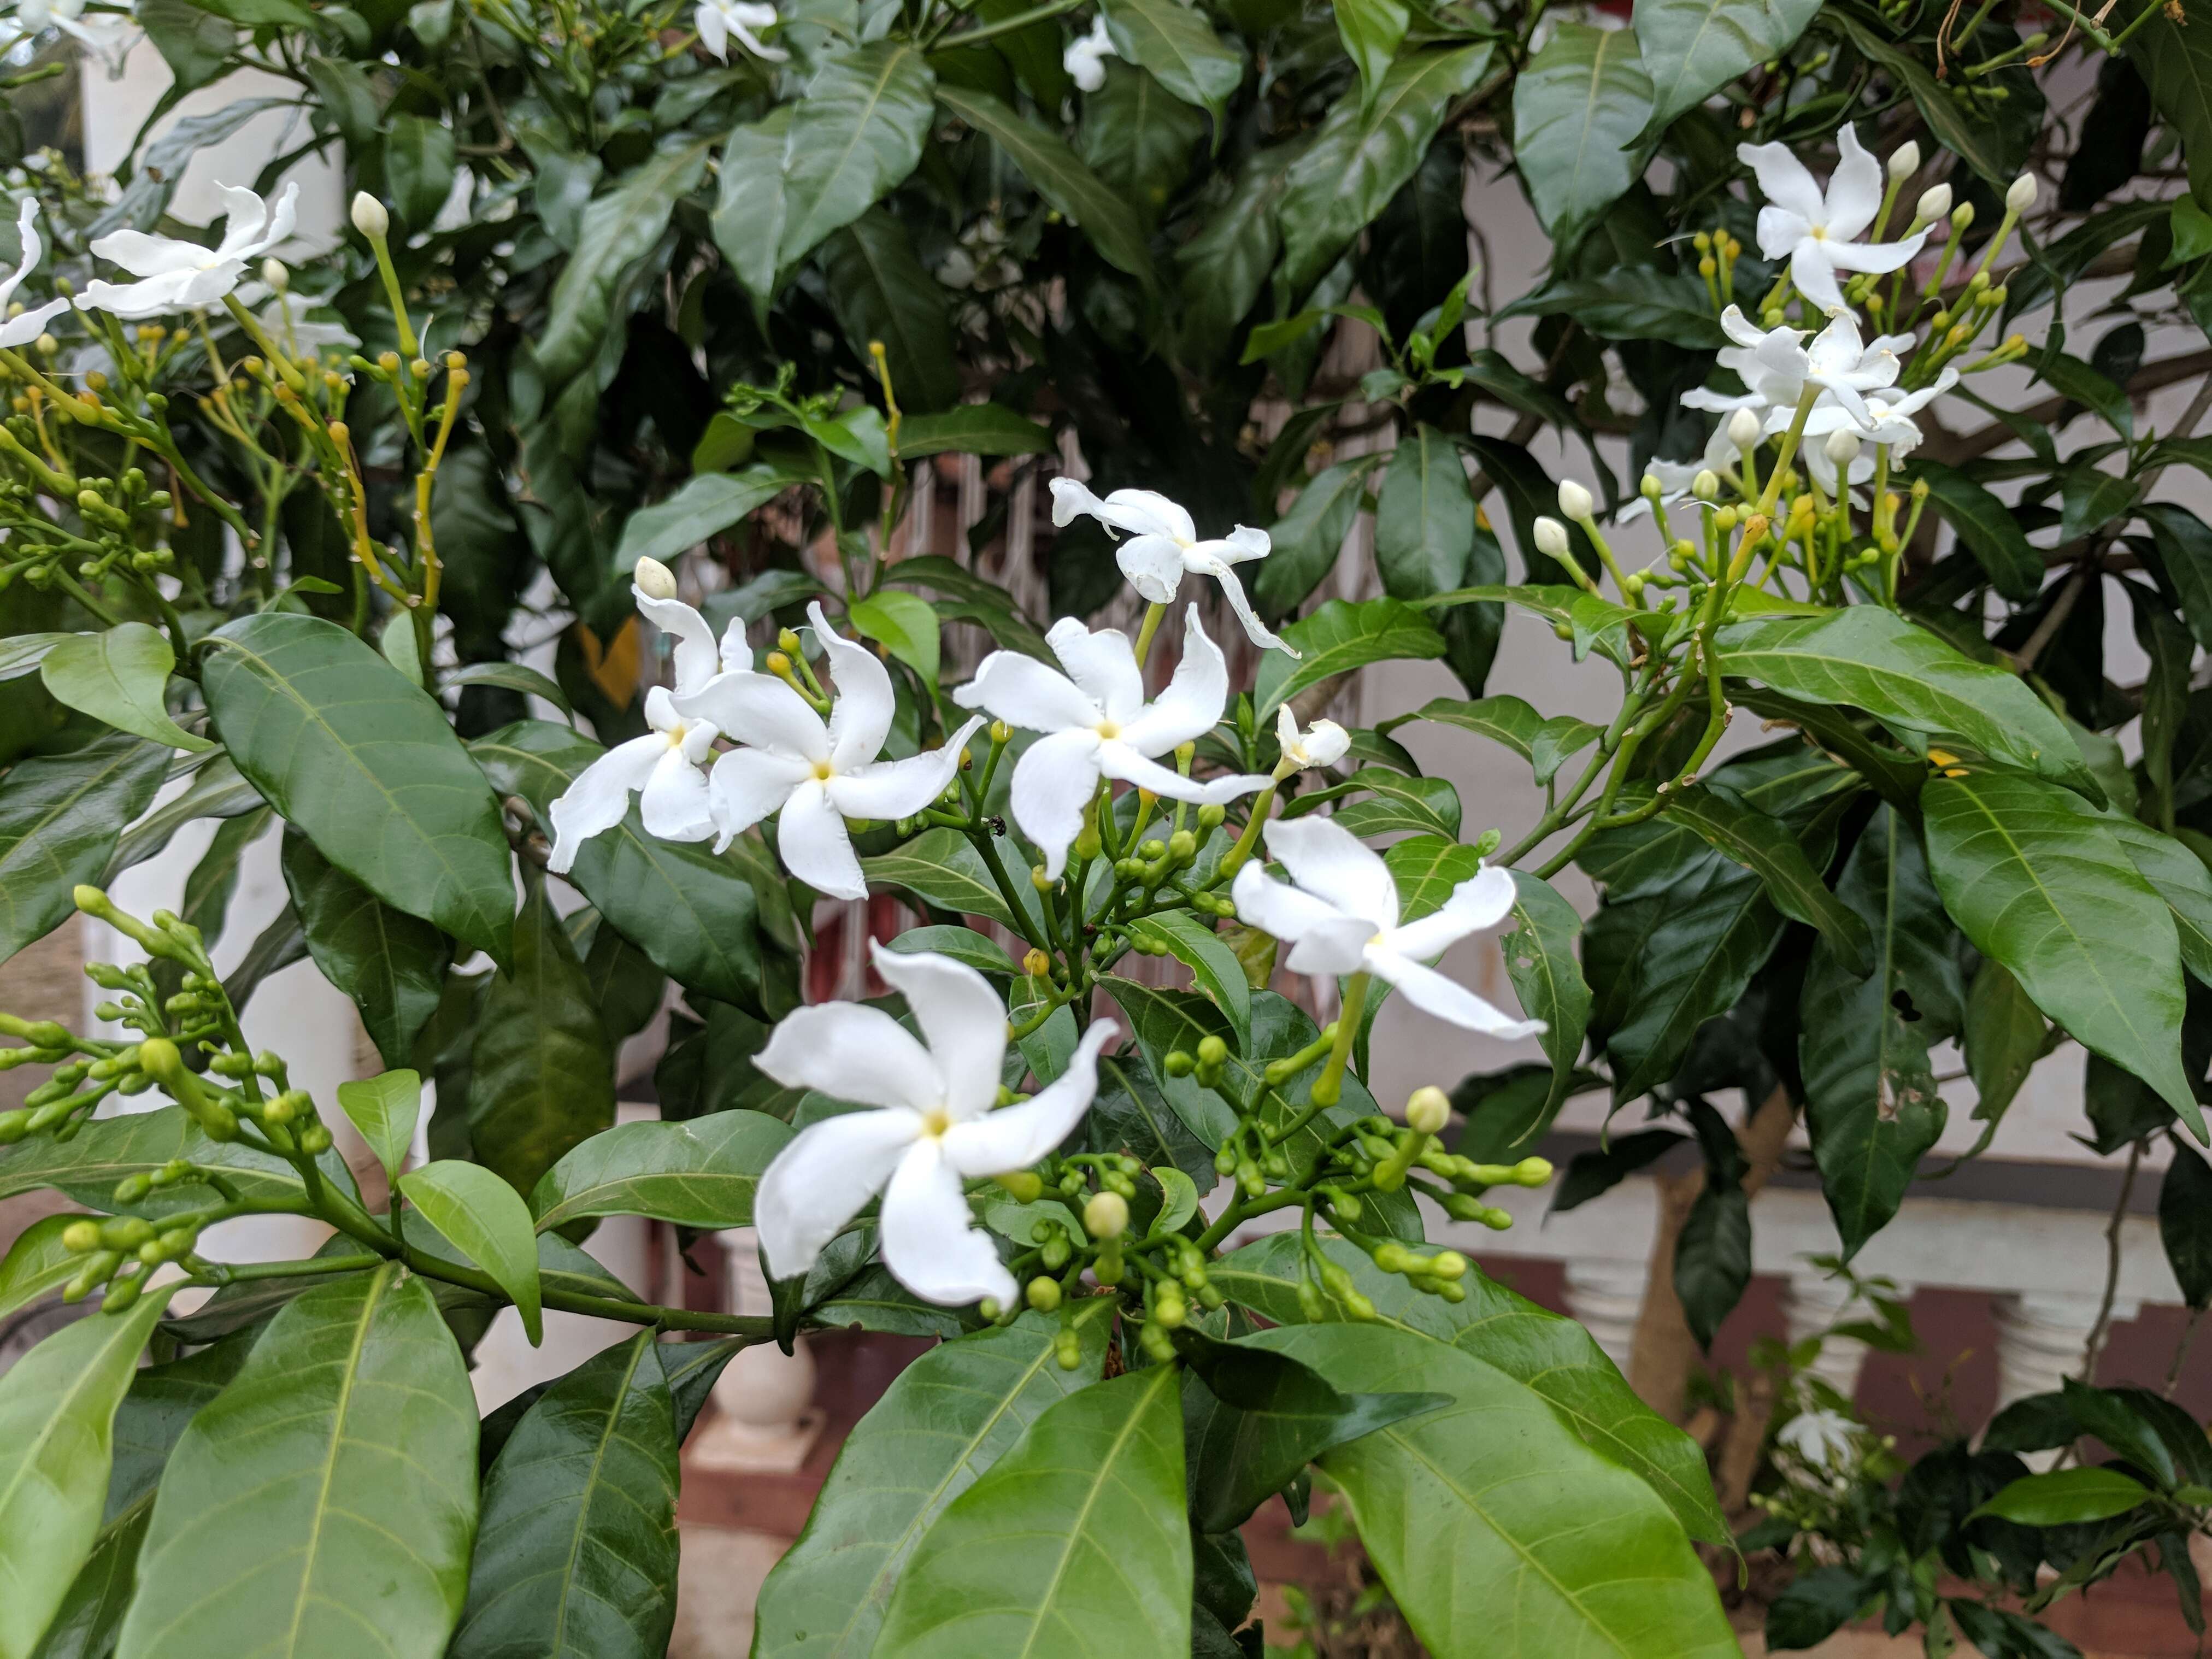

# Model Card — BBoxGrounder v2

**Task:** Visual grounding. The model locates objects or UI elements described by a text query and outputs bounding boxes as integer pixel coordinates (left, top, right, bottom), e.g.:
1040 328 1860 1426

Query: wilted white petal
870 940 1010 1119
879 1139 1017 1307
755 1108 922 1278
942 1021 1117 1172
1115 534 1186 603
757 1002 944 1110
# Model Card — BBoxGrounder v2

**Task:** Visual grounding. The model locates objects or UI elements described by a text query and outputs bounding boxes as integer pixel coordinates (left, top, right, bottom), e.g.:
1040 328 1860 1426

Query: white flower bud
261 257 289 293
1084 1190 1128 1240
349 191 390 240
1915 184 1951 225
1727 406 1763 451
1639 471 1662 501
1556 478 1594 521
1823 428 1862 467
1533 515 1570 557
2006 172 2038 214
1691 469 1720 501
632 555 678 601
1406 1086 1451 1136
1887 140 1920 182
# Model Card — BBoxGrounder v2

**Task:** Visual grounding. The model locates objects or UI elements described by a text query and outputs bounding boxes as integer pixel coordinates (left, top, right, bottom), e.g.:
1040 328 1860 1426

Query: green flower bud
1084 1190 1129 1240
101 1272 144 1314
99 1216 154 1252
1197 804 1226 830
297 1123 332 1155
1163 1050 1195 1078
1026 1276 1062 1312
0 1110 27 1145
62 1220 103 1254
996 1169 1043 1203
1195 1036 1228 1068
978 1297 1002 1321
1054 1328 1083 1370
1167 829 1196 861
64 1251 122 1302
112 1172 152 1204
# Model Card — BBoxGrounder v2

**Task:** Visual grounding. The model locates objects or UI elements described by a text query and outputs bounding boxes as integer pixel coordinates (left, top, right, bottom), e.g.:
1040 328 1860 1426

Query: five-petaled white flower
1063 12 1116 91
1778 1405 1861 1472
1802 368 1956 497
78 182 299 320
955 606 1271 878
696 0 786 60
546 572 743 873
672 601 983 901
1231 816 1545 1038
1275 706 1348 773
1740 125 1928 316
1685 307 1904 433
755 942 1119 1307
0 199 72 350
1050 478 1293 656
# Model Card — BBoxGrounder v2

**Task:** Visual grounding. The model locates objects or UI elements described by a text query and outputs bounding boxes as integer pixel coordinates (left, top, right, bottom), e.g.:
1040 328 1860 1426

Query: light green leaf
1098 0 1243 128
1964 957 2044 1124
0 1104 355 1220
1151 1165 1201 1233
848 589 942 689
1383 692 1546 756
1632 0 1821 139
40 625 210 752
528 1111 792 1232
886 923 1020 975
937 85 1157 287
1255 597 1446 719
779 42 935 268
401 1159 544 1344
1127 909 1252 1049
0 633 71 681
1973 1466 2151 1526
334 1069 422 1184
0 1213 87 1323
2101 812 2212 987
1513 23 1654 256
0 733 167 965
539 139 712 389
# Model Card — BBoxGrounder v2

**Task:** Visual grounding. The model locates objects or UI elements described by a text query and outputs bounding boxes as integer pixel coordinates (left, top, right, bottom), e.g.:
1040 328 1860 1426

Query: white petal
755 1108 921 1279
774 778 867 901
1115 534 1187 604
545 734 663 872
696 0 729 55
1096 487 1195 543
639 746 716 843
869 938 1009 1117
76 273 197 320
1787 242 1848 315
1187 553 1293 655
706 746 811 844
1823 124 1884 240
1045 617 1145 722
823 716 982 819
1096 743 1267 808
758 1001 944 1110
1285 920 1382 976
209 183 272 261
1049 475 1109 528
1117 604 1229 751
1300 719 1349 769
942 1021 1117 1173
879 1140 1017 1308
1007 728 1103 878
1263 815 1399 931
1738 140 1826 226
0 199 38 310
953 649 1098 733
719 618 755 675
1364 946 1546 1039
0 295 73 350
1385 865 1517 960
1821 229 1927 276
1221 525 1271 563
1754 204 1813 263
636 589 722 694
812 601 897 770
1230 864 1370 975
1717 304 1774 351
674 670 829 761
89 228 208 279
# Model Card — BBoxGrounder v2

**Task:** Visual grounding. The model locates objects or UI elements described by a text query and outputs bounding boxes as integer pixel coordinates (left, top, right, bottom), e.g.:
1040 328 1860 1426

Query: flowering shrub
4 0 2212 1651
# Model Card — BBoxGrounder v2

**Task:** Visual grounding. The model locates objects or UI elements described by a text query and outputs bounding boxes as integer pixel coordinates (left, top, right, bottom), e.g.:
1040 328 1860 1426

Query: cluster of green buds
57 1205 204 1311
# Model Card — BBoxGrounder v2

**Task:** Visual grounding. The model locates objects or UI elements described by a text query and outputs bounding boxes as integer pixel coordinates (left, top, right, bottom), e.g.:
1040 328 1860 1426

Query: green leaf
1334 0 1409 113
334 1069 422 1184
1513 22 1654 256
528 1111 792 1232
1150 1164 1200 1233
1276 45 1492 304
0 1104 355 1219
40 624 210 752
201 612 515 963
538 139 712 389
1496 268 1726 348
1923 771 2200 1136
1098 0 1242 128
281 829 451 1070
2140 502 2212 652
862 826 1042 939
1384 692 1545 756
441 661 574 719
887 923 1020 976
1913 461 2044 602
116 1265 478 1659
102 753 264 880
710 107 792 321
821 209 962 415
936 85 1156 287
1664 782 1872 972
0 733 166 964
1964 957 2044 1123
613 463 799 578
1502 870 1593 1123
894 403 1054 458
138 0 236 90
848 589 942 689
1835 17 2034 184
385 112 457 227
2160 1140 2212 1311
0 633 70 681
1801 807 1961 1258
0 1284 169 1659
2101 812 2212 987
1127 909 1252 1049
474 721 768 1010
468 873 618 1196
1973 1466 2151 1526
1632 0 1821 139
1087 1054 1218 1187
1715 608 2099 798
449 1333 679 1659
754 1304 1110 1657
779 42 935 268
166 799 266 983
1315 772 1461 839
876 1362 1192 1656
1255 597 1445 719
0 1213 87 1323
1245 1321 1737 1651
1252 460 1370 616
401 1159 544 1344
1373 423 1475 600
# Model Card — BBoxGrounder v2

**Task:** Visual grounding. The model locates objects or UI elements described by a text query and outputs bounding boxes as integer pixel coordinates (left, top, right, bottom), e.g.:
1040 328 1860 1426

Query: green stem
1310 972 1369 1108
1132 601 1168 668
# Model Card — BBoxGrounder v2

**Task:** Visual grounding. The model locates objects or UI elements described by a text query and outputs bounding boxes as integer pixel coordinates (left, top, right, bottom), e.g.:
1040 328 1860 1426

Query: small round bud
1950 200 1974 232
2005 172 2038 214
1405 1086 1451 1136
1639 472 1662 501
1195 1035 1228 1068
261 257 289 293
1083 1189 1129 1240
989 719 1011 744
978 1297 1002 1321
1029 866 1055 891
1887 140 1920 181
1915 184 1952 225
633 555 679 601
1163 1049 1195 1078
1532 516 1569 558
350 191 390 239
1428 1249 1469 1279
62 1220 102 1254
1823 428 1862 467
1197 803 1226 831
1727 406 1763 451
1691 469 1720 501
298 1123 332 1155
1026 1276 1062 1312
1022 948 1051 978
1514 1156 1554 1185
1556 478 1594 520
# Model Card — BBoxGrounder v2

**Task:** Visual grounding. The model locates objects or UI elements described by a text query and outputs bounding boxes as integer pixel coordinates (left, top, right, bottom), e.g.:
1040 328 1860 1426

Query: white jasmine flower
954 605 1272 878
1802 368 1957 495
1778 1405 1860 1471
3 0 129 69
1049 477 1293 655
1739 125 1929 315
1622 408 1759 522
1685 307 1903 431
697 0 786 60
254 291 356 357
1275 706 1348 773
672 602 984 901
1063 11 1115 91
755 942 1119 1306
78 182 298 320
0 199 72 349
1230 817 1545 1038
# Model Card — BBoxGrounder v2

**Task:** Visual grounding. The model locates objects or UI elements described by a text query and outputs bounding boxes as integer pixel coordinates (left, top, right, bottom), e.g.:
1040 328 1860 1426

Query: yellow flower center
919 1108 952 1139
811 760 834 781
1095 719 1120 740
664 721 688 749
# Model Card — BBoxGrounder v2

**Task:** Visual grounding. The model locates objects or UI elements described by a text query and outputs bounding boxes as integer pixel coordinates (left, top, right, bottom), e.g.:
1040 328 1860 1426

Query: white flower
1778 1405 1860 1471
254 291 356 357
1275 705 1348 773
1622 413 1756 522
754 942 1119 1306
545 579 742 872
78 182 298 320
672 601 983 901
1064 11 1115 91
0 199 72 350
1049 477 1293 655
4 0 129 69
697 0 786 61
1685 307 1903 432
1802 368 1957 495
1230 816 1545 1038
954 605 1272 878
1739 125 1928 315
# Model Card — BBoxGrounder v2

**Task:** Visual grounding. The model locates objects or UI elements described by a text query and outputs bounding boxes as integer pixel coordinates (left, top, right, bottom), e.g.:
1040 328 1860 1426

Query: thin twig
2167 1307 2203 1397
2082 1139 2143 1384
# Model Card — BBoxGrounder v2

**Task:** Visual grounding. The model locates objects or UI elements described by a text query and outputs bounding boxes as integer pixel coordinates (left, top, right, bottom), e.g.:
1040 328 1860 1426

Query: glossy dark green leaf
937 85 1155 286
0 733 167 964
1373 423 1475 601
401 1159 544 1344
1664 782 1871 972
1972 1466 2150 1526
778 42 934 267
2161 1140 2212 1311
1963 958 2045 1125
1252 460 1369 616
280 828 451 1069
1087 1054 1218 1187
1385 692 1545 756
710 107 791 319
385 112 458 226
892 404 1054 459
1502 869 1593 1121
468 872 617 1196
1334 0 1408 111
449 1333 679 1659
886 923 1018 976
1922 772 2199 1136
1632 0 1820 136
1254 597 1446 719
820 208 961 415
1836 17 2035 184
1098 0 1242 126
1914 461 2044 602
102 755 264 881
2102 812 2212 987
612 464 798 576
1495 269 1726 348
1513 22 1653 255
1551 1128 1687 1213
753 1303 1111 1657
2140 502 2212 652
876 1362 1192 1656
1126 910 1251 1049
861 826 1043 940
528 1111 792 1232
40 624 209 752
220 902 306 1014
1673 1162 1750 1349
105 1332 253 1524
538 139 711 388
201 613 513 962
335 1068 422 1184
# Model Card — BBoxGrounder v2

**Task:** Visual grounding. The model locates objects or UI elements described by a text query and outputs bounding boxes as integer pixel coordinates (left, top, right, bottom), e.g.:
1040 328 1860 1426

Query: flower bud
1195 1035 1228 1068
1405 1086 1450 1136
632 555 678 601
1556 478 1593 520
1084 1189 1128 1240
61 1220 102 1253
1727 406 1763 451
1950 200 1974 232
1691 469 1720 502
2005 172 2038 214
261 257 289 293
350 191 390 240
1026 1275 1061 1312
1823 428 1862 467
1915 183 1952 225
1639 471 1662 501
1532 516 1569 558
1887 140 1920 181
